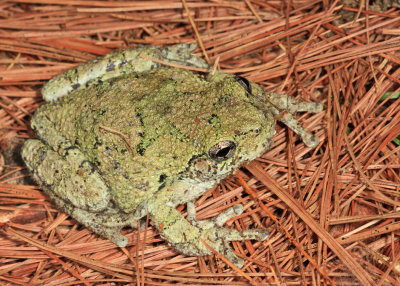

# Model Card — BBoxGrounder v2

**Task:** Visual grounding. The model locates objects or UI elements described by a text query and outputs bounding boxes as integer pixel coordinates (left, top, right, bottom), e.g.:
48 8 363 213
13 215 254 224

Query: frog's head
180 71 276 182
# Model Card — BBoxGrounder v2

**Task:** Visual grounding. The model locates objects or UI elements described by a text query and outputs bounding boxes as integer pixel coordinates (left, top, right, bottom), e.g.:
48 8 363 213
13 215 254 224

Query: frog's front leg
22 111 110 212
267 92 323 148
42 43 209 102
148 191 268 268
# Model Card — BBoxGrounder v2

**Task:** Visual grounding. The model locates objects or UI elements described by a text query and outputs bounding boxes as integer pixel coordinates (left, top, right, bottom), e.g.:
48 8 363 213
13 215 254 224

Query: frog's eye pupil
209 141 236 162
235 76 252 94
216 147 230 158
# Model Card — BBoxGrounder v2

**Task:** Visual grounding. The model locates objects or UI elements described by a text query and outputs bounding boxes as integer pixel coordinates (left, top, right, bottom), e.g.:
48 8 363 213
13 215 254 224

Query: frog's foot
187 202 268 268
161 43 209 69
47 192 142 247
266 92 323 148
277 112 321 148
149 199 268 268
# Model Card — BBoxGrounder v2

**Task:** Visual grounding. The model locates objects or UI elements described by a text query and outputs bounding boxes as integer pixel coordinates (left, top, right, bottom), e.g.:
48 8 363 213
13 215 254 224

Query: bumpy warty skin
22 44 322 268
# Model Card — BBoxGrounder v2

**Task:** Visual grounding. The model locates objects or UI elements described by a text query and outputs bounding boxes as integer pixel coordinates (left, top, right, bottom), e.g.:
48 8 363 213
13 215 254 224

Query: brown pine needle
99 125 134 154
245 163 375 285
200 238 261 286
2 1 400 284
236 173 336 286
181 0 210 64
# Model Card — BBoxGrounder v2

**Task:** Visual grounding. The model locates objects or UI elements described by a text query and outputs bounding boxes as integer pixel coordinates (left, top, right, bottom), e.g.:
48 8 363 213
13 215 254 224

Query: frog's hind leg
22 139 110 212
23 106 113 212
22 140 140 247
22 108 142 245
267 92 323 148
148 195 268 268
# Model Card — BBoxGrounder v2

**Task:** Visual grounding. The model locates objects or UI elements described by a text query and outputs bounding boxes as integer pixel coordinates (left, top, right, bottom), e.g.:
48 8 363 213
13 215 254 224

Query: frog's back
37 68 211 212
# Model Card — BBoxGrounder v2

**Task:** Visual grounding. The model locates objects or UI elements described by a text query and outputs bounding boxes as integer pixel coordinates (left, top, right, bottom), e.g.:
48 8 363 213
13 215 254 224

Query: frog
21 43 323 268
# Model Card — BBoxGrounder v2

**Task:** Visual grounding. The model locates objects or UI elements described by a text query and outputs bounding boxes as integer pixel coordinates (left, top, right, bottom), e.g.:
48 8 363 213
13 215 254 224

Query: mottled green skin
34 67 273 212
22 44 322 268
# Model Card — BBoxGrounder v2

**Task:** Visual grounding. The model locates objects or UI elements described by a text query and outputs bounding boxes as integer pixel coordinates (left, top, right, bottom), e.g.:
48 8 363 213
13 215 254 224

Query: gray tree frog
22 43 322 268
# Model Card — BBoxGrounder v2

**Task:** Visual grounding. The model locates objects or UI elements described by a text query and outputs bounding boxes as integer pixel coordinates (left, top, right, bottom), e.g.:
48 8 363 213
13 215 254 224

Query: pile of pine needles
1 1 400 285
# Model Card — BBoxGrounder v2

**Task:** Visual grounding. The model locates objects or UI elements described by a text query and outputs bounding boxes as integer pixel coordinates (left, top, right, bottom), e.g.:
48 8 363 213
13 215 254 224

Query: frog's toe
214 204 243 227
188 203 268 267
74 208 128 247
197 225 267 268
83 222 128 247
40 191 141 248
220 241 244 268
239 228 269 242
216 228 269 242
301 133 320 148
188 202 268 242
107 231 128 248
162 43 209 69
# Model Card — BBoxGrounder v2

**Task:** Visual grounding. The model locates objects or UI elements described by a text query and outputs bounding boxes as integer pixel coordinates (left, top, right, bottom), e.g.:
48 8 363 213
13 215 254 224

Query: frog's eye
235 76 252 94
209 141 236 162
